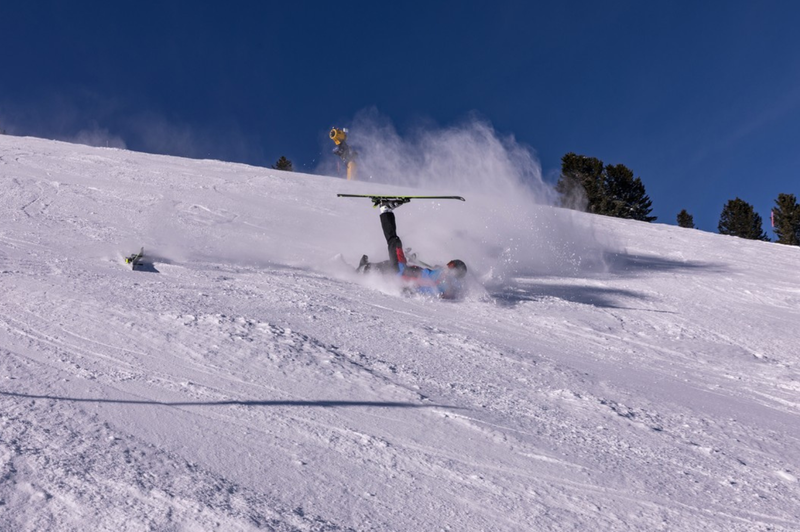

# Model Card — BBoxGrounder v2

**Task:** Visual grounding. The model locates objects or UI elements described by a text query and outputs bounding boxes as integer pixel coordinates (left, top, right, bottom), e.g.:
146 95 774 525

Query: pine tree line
554 151 800 246
691 194 799 245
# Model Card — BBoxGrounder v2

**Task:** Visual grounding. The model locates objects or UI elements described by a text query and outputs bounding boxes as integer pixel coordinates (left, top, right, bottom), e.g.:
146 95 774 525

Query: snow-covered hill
1 135 798 531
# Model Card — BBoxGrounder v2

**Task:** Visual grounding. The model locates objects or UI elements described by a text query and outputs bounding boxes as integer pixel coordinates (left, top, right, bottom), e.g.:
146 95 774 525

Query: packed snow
1 135 799 531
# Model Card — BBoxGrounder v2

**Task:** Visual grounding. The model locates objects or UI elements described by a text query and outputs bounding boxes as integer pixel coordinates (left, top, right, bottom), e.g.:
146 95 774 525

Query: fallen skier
356 199 468 299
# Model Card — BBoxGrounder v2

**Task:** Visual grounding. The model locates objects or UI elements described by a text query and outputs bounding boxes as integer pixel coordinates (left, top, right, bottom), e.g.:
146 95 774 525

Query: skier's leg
380 212 406 271
355 256 395 275
372 260 397 274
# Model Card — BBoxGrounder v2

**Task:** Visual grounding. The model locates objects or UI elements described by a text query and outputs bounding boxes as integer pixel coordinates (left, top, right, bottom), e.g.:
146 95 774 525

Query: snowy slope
1 135 799 532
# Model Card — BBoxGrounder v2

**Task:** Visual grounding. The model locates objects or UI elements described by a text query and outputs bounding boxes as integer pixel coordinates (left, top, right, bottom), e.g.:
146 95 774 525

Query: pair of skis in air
336 193 465 203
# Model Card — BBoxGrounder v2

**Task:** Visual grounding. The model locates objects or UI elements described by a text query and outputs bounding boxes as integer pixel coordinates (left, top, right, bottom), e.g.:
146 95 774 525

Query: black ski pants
379 212 404 273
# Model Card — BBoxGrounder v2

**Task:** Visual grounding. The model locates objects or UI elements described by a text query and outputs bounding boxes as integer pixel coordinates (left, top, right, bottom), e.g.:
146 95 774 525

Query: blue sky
2 1 799 233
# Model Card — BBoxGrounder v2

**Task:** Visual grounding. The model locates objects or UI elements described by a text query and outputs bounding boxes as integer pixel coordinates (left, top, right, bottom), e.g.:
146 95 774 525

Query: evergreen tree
272 156 293 172
603 164 656 221
556 153 656 222
677 209 695 228
718 198 769 241
556 153 604 211
772 193 800 246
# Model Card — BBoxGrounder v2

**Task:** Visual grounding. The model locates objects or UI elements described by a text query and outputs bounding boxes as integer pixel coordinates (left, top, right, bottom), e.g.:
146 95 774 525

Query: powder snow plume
326 110 617 289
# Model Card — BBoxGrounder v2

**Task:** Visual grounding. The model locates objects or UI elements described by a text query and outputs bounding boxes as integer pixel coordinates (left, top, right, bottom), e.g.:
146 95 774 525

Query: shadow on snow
1 390 457 410
487 251 724 310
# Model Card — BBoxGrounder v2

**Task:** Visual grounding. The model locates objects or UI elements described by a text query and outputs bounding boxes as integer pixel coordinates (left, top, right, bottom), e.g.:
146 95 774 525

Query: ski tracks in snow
0 353 354 531
2 136 800 531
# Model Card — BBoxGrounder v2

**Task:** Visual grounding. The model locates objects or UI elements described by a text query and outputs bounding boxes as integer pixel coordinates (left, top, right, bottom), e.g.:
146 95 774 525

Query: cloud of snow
0 91 128 147
323 109 617 287
71 125 127 149
0 93 262 164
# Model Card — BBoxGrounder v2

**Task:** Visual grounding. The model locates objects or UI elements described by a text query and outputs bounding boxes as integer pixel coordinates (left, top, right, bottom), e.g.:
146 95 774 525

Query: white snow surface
1 135 799 532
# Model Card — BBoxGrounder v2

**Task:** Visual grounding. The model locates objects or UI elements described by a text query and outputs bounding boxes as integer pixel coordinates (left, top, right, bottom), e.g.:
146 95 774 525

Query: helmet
446 259 467 278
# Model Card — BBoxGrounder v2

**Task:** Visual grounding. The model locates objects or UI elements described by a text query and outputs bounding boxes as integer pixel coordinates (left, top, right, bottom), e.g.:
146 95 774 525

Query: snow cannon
329 127 357 180
329 127 348 145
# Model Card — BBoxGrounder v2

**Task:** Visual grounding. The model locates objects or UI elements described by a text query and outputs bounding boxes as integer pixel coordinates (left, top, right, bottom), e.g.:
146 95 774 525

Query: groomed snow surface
1 135 798 531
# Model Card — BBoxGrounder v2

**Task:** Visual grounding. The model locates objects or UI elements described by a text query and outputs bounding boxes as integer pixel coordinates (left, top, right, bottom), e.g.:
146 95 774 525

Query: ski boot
356 254 371 273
